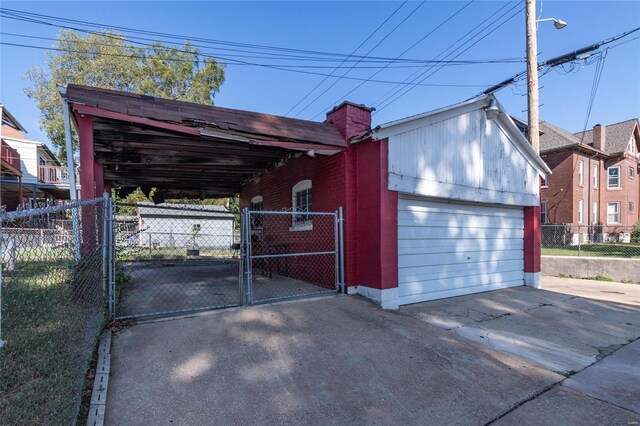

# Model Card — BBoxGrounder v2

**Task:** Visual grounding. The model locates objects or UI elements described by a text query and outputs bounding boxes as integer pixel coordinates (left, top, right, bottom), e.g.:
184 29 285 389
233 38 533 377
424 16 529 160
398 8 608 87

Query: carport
62 84 346 318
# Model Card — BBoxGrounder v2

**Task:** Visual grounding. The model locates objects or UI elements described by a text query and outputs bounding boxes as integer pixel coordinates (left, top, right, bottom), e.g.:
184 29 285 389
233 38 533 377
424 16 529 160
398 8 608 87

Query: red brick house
67 86 549 309
241 97 550 307
538 119 640 235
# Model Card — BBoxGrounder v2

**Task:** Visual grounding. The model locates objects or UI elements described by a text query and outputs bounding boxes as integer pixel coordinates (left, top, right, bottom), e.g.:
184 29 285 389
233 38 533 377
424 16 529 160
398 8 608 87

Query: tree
25 29 225 160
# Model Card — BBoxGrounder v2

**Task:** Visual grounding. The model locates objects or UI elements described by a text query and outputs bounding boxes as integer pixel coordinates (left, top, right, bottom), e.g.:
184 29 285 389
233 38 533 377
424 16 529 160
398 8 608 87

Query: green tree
25 29 225 160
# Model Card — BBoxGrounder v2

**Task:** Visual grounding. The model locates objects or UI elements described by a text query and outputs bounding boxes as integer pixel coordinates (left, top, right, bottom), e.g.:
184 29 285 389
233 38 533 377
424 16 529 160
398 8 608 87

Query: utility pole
526 0 540 153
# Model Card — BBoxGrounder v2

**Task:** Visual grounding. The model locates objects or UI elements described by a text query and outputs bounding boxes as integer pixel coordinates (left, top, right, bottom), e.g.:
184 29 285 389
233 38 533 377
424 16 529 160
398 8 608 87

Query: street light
536 17 568 30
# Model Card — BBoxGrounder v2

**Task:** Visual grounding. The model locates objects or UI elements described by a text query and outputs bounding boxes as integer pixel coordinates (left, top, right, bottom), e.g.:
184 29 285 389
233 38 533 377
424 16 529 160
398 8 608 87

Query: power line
283 1 408 116
310 0 475 120
374 2 523 113
0 41 495 88
291 0 428 118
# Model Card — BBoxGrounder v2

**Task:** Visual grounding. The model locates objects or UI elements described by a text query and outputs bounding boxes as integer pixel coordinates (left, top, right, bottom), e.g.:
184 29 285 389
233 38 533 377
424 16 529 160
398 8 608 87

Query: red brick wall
355 138 398 290
240 152 349 288
542 150 640 227
541 151 574 224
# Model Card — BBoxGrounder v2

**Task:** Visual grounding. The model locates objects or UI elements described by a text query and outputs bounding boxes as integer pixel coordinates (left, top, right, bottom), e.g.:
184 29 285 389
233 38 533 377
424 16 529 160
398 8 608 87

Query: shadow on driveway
106 296 561 425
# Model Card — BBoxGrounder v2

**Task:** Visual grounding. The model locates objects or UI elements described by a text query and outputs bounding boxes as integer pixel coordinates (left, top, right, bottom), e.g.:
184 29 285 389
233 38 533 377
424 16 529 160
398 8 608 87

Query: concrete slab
119 262 331 317
106 297 562 425
402 287 640 373
563 338 640 414
542 276 640 306
494 386 640 425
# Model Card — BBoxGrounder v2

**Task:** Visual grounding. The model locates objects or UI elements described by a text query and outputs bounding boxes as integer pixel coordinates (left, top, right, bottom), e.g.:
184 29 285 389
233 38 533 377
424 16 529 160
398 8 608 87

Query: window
578 199 583 224
540 201 548 224
592 201 598 225
629 138 636 154
608 166 620 188
578 160 584 186
630 202 635 213
291 180 312 230
592 164 598 188
541 175 548 188
250 196 264 230
607 202 620 224
629 166 635 178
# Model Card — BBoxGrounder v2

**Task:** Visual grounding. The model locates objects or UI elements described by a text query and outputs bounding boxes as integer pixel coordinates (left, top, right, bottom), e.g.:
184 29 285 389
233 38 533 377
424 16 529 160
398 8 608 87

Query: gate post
338 206 345 292
107 200 115 319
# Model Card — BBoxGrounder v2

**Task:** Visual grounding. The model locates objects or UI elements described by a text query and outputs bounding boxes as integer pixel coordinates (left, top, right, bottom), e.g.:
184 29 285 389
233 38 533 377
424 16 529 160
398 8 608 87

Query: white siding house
137 203 236 250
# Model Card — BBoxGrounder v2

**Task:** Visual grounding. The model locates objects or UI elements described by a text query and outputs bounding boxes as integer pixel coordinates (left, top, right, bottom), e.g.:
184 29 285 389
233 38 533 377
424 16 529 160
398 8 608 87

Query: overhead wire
283 1 408 116
290 0 428 118
373 2 523 114
310 0 475 120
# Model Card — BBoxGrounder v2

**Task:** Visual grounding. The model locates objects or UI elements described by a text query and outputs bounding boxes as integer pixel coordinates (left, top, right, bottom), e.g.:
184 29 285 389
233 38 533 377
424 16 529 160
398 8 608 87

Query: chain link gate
108 203 344 319
241 208 344 305
110 203 242 319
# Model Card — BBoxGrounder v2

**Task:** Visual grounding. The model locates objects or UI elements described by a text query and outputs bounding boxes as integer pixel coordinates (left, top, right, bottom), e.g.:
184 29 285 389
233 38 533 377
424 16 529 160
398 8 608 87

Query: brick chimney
325 101 373 141
593 124 606 151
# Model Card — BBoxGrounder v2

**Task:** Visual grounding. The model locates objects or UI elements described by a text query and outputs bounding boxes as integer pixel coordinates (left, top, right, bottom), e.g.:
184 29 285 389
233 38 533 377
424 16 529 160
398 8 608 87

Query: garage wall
387 107 541 206
398 196 525 304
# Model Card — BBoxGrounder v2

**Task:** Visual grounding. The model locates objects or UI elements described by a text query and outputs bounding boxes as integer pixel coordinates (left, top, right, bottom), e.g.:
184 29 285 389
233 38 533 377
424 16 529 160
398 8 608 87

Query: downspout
59 86 81 260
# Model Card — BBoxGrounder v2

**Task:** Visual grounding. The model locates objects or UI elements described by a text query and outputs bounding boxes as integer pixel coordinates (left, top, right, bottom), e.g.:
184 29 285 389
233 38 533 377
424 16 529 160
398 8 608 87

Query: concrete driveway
105 283 640 425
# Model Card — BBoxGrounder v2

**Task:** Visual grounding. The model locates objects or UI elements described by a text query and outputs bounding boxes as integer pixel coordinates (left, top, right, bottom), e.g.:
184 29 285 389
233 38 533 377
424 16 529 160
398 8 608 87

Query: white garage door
398 195 524 305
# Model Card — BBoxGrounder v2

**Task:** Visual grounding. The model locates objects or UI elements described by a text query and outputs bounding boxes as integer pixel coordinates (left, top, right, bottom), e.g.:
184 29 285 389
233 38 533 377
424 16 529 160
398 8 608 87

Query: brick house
67 85 549 309
240 97 550 306
538 118 640 240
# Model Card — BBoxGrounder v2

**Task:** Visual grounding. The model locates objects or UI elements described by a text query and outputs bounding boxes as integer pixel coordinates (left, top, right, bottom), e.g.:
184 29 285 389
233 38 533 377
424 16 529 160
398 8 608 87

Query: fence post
578 224 582 256
102 193 109 293
334 210 340 292
338 206 345 290
109 200 116 319
0 225 4 348
244 208 253 305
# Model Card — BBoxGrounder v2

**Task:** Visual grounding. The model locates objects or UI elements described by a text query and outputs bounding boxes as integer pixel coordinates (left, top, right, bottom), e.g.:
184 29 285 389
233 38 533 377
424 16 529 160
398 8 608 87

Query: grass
542 243 640 258
0 256 105 425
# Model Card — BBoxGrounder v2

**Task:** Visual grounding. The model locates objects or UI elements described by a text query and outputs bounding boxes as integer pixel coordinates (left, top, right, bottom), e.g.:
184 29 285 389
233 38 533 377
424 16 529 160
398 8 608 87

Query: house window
578 160 584 186
629 166 635 178
630 202 635 213
541 175 548 188
250 196 264 230
578 199 583 224
592 201 598 224
608 166 620 188
540 201 548 224
607 202 620 224
291 180 312 231
629 138 636 154
592 164 598 188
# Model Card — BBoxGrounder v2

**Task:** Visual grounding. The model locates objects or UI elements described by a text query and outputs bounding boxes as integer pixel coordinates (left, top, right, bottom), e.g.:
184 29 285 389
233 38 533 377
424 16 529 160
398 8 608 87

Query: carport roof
65 85 345 198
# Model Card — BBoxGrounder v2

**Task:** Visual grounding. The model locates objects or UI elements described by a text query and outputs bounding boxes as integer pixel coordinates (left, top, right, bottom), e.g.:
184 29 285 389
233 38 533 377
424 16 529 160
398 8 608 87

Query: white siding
3 139 39 184
397 196 524 305
388 108 540 206
139 216 235 249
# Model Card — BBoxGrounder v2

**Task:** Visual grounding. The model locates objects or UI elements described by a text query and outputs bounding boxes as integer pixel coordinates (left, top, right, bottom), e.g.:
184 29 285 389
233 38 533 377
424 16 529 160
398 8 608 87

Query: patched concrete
106 297 561 425
402 286 640 373
495 386 640 425
542 276 640 306
563 338 640 414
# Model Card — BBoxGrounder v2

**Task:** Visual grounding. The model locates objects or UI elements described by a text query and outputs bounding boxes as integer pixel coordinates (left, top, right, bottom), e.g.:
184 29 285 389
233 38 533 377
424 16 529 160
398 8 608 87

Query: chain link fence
243 209 342 304
542 224 640 258
0 197 109 425
113 203 241 319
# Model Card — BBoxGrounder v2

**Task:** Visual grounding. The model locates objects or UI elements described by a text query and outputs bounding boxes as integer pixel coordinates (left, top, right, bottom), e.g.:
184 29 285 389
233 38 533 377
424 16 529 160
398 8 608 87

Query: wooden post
526 0 540 154
78 114 96 253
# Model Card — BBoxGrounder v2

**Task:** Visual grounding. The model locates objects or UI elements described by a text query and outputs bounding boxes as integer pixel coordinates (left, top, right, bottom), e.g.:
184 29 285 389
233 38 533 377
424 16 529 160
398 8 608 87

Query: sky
1 0 639 151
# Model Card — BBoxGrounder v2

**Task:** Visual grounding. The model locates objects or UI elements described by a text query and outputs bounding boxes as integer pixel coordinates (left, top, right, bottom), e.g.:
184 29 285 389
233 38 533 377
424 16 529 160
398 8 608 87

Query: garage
398 195 525 304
